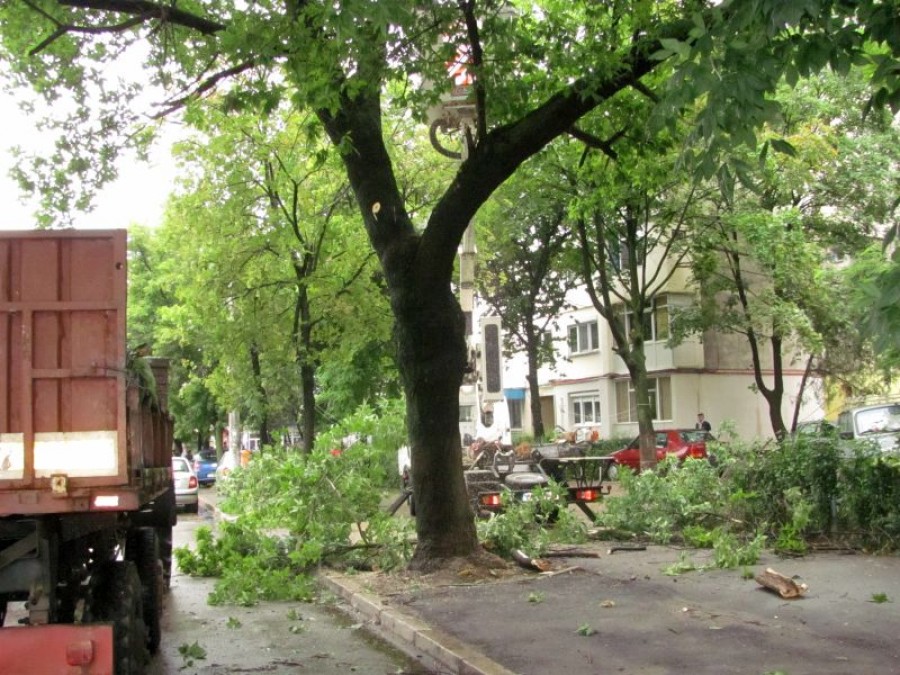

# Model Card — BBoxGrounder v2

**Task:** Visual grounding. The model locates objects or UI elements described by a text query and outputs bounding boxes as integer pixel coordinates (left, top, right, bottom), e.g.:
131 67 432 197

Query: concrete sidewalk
323 546 900 675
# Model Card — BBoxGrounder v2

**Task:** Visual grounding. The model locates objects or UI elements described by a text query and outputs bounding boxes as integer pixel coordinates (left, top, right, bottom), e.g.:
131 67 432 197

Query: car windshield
172 457 190 473
855 405 900 435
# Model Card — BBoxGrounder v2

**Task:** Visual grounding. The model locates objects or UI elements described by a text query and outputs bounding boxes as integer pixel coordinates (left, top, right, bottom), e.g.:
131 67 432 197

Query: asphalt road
389 545 900 675
148 492 429 674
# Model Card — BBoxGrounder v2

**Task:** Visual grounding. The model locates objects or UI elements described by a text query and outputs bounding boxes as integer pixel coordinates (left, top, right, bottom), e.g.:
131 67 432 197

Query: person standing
696 412 712 432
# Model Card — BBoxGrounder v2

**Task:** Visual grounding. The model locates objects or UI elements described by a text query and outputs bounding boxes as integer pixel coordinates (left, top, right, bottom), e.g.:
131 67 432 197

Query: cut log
755 567 808 599
511 549 552 572
544 547 601 558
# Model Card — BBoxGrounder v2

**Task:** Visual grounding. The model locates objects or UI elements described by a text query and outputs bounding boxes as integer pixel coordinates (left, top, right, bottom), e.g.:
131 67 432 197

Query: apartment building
476 262 824 444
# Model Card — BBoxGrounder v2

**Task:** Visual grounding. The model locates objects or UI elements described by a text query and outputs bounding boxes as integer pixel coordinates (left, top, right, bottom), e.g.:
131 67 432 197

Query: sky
0 93 178 232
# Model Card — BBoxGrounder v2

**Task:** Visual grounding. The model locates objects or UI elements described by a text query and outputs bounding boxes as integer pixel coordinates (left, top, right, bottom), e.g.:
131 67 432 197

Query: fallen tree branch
511 549 552 572
755 567 808 599
544 547 601 558
607 545 647 554
540 565 583 578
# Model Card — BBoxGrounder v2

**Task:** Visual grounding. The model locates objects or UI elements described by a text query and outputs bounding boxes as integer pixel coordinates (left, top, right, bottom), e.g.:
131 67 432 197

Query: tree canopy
2 0 898 568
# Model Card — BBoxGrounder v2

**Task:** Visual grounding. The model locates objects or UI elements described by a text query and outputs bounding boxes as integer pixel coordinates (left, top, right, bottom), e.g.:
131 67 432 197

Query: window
459 405 474 423
617 295 669 342
568 321 599 354
610 237 644 272
508 399 523 429
615 377 672 423
570 393 601 426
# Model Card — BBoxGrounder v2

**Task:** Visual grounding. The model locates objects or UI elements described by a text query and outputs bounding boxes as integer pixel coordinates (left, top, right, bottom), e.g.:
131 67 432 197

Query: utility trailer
0 230 175 674
463 441 613 520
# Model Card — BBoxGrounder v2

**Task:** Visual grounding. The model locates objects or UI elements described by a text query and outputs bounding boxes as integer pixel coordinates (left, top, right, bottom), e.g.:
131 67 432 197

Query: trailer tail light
480 493 502 508
189 475 198 489
575 488 600 502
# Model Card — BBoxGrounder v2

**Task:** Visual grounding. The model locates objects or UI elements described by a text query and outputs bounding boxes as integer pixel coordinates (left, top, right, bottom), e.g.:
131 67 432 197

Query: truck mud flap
0 623 114 674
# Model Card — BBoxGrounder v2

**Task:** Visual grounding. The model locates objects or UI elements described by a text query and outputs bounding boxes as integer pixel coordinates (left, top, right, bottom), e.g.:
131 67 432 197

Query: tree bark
527 344 545 440
249 343 271 447
755 567 808 598
395 284 480 567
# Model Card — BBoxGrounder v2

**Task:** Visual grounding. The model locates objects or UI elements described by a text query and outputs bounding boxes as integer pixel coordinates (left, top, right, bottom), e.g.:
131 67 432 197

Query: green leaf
659 38 691 59
769 138 797 157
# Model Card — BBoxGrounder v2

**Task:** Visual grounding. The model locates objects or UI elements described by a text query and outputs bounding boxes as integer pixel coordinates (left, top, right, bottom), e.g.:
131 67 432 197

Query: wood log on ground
544 547 601 558
511 549 552 572
755 567 808 598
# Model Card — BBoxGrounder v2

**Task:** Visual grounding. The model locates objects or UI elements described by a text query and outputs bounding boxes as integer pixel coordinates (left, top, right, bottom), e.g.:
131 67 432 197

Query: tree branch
421 18 695 284
155 60 257 117
568 126 619 161
57 0 226 34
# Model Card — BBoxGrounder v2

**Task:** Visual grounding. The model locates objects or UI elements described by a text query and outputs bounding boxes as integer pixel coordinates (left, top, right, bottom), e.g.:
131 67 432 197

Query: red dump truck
0 230 175 674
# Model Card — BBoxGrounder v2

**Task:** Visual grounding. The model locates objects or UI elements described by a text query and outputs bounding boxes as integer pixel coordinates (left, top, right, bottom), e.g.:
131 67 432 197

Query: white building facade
479 266 824 443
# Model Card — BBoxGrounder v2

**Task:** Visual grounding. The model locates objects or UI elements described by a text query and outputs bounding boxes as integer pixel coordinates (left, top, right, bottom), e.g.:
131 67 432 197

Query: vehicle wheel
157 525 173 590
607 462 619 481
186 500 199 515
126 528 164 653
92 561 149 675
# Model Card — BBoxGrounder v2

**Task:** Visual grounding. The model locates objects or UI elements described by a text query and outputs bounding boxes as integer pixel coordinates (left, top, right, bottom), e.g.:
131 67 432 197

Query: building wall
494 281 825 443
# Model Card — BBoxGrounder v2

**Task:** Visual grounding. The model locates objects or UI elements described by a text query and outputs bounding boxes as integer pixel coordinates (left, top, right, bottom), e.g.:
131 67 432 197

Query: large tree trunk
300 361 316 453
250 343 271 447
294 283 317 454
527 347 545 440
394 285 479 568
626 348 657 471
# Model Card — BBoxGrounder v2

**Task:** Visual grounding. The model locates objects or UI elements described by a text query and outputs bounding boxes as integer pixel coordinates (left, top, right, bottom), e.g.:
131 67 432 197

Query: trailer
463 440 613 520
0 230 175 674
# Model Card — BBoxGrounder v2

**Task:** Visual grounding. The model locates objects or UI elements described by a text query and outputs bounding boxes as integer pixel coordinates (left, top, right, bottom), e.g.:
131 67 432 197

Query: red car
608 429 713 479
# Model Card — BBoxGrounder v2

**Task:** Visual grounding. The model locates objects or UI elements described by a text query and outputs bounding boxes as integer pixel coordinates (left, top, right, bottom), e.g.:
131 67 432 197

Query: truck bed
0 230 170 515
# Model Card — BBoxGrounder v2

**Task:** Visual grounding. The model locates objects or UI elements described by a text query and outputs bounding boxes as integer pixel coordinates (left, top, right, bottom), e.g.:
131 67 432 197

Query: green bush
597 433 900 553
176 400 414 604
477 483 589 558
595 455 727 543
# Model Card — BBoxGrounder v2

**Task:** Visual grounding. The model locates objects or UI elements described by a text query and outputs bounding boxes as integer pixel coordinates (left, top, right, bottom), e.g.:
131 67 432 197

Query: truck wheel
157 525 174 590
126 528 164 654
93 561 149 675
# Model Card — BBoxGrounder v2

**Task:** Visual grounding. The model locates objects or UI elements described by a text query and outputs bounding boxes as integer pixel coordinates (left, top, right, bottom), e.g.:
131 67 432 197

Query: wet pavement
326 545 900 675
148 496 427 674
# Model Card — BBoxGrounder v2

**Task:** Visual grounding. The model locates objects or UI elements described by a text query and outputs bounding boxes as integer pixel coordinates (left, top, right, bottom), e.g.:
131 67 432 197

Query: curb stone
319 573 519 675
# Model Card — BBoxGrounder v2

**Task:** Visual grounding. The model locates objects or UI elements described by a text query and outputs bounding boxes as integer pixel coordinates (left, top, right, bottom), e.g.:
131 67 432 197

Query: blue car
192 449 219 486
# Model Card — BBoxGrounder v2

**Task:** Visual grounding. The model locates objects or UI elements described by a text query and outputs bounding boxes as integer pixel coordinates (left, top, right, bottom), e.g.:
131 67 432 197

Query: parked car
793 419 838 438
172 455 199 513
836 402 900 454
193 448 219 486
215 450 237 483
608 429 713 480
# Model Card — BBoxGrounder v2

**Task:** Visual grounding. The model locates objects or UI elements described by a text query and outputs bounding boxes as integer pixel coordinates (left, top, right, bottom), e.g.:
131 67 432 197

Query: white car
172 455 199 513
215 450 238 483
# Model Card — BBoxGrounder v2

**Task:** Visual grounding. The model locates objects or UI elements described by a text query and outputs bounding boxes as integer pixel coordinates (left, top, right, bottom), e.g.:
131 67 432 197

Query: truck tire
93 561 149 675
126 528 164 654
157 525 174 590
